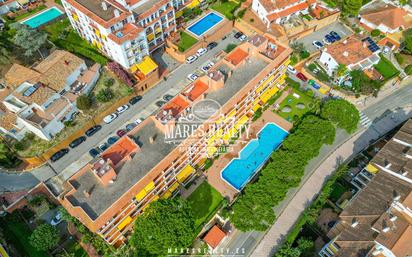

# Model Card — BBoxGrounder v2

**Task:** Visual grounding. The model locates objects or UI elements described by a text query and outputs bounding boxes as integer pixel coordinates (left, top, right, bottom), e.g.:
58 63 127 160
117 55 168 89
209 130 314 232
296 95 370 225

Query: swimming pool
21 7 63 28
221 123 288 190
187 12 224 37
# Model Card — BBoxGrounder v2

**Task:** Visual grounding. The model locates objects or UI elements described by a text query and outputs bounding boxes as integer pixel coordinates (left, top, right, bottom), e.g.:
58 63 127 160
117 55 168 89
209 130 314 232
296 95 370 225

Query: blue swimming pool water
187 12 224 37
22 7 63 28
221 123 288 190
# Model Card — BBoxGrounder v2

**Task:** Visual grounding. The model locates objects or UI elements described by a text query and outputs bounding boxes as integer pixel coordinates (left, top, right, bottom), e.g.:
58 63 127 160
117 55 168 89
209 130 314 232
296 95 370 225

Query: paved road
218 83 412 257
0 32 241 193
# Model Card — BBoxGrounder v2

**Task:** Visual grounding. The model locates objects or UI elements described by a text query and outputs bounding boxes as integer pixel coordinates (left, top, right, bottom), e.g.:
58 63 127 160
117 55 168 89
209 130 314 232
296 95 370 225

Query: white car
287 65 297 74
116 104 129 114
312 40 324 49
186 55 197 64
103 113 118 124
50 212 62 226
134 118 142 125
196 48 207 57
187 73 198 82
239 34 247 42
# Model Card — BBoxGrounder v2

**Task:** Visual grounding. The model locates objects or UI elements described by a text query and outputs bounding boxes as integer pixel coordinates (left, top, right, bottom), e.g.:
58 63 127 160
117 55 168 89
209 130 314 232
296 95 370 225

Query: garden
307 62 331 83
373 54 399 80
211 0 240 20
177 31 198 52
277 87 315 122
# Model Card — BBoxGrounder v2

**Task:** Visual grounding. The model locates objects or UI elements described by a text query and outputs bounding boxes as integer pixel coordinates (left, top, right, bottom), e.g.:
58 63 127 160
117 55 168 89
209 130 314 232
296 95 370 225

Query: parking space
295 21 353 53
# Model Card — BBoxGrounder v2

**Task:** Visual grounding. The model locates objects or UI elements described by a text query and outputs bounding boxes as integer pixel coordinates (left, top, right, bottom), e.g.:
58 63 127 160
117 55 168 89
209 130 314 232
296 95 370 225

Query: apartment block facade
60 34 292 246
61 0 189 69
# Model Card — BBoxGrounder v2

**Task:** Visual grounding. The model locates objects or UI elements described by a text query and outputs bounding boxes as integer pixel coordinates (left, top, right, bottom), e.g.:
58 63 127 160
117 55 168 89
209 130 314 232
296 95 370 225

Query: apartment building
319 120 412 257
61 0 187 69
252 0 316 26
0 50 100 141
60 34 292 246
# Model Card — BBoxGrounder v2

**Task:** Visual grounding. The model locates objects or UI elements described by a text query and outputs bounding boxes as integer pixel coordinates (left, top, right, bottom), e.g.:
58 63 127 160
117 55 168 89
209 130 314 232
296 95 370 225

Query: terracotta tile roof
225 48 248 66
324 36 374 67
101 136 139 166
0 106 17 131
184 80 209 101
258 0 300 12
310 4 339 19
161 95 190 117
12 83 56 106
266 0 316 22
34 50 85 92
4 64 40 88
391 225 412 257
203 225 226 249
360 4 411 30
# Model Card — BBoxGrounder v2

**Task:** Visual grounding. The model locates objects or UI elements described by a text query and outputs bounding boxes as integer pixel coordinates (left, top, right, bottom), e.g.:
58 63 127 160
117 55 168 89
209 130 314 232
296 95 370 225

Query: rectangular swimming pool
187 12 224 37
21 7 63 28
221 123 289 190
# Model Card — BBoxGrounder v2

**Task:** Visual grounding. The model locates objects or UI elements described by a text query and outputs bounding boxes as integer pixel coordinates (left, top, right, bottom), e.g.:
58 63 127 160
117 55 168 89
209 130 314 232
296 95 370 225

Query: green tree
129 199 196 257
10 23 47 58
405 64 412 75
0 142 21 168
275 244 301 257
290 42 305 53
96 88 114 102
76 94 92 110
343 0 362 16
29 224 59 251
335 64 348 77
321 99 360 133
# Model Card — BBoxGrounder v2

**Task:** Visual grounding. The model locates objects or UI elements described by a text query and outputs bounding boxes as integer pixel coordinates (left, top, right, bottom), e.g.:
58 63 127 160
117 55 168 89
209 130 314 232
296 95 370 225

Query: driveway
294 21 353 53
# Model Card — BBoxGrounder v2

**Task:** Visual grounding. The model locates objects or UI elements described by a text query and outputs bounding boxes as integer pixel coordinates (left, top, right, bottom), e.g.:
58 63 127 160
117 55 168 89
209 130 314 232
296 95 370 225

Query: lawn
187 182 224 228
44 18 107 64
277 87 314 122
12 5 47 21
177 31 198 52
374 54 399 80
211 1 239 20
0 214 48 257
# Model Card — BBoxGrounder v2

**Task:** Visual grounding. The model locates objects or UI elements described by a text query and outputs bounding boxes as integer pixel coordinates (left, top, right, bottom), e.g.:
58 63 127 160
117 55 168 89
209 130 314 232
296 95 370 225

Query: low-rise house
319 120 412 257
0 0 19 15
0 50 100 141
252 0 317 26
318 36 381 79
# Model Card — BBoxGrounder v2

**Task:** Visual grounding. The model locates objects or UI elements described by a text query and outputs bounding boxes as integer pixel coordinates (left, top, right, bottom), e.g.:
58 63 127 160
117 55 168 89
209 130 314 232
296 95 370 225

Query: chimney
351 218 358 228
343 51 348 57
101 1 107 10
343 40 347 44
149 135 155 144
83 189 90 198
114 9 120 17
363 42 367 48
390 214 397 222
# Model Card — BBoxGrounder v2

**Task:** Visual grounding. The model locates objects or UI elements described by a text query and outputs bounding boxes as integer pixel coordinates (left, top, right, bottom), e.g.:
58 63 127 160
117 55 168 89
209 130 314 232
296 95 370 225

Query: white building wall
252 0 269 24
319 51 339 76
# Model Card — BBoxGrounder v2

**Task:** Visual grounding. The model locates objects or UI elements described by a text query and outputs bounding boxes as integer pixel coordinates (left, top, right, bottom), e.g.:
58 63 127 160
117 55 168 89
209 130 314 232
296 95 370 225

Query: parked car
296 72 308 82
126 123 136 131
99 143 109 152
129 95 142 105
287 65 297 74
103 113 118 124
155 100 166 107
134 118 143 125
163 94 174 101
234 31 243 39
187 73 198 81
239 34 247 42
330 31 341 40
107 136 119 145
312 41 324 49
325 34 335 43
323 37 332 45
69 136 86 148
116 104 129 114
85 125 102 137
117 129 127 137
207 42 218 50
50 212 62 226
196 48 207 56
186 55 197 64
308 79 321 89
89 148 101 158
50 149 69 162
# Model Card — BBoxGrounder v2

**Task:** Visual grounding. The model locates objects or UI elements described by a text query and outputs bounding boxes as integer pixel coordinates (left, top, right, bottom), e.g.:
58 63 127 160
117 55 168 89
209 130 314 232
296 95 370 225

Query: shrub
290 54 299 65
371 29 381 37
299 50 310 59
76 94 92 110
107 62 134 87
224 43 237 53
96 88 114 102
405 64 412 75
395 53 404 65
104 78 115 87
238 8 246 18
64 120 75 127
29 224 59 251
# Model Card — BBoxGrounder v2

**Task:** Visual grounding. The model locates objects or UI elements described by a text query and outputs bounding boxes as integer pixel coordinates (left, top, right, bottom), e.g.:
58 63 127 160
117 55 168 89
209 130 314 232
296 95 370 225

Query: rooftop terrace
76 0 118 21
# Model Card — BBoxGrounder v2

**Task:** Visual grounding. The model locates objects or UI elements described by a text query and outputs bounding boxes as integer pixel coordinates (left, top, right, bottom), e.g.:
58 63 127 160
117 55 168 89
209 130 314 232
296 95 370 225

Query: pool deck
205 110 292 201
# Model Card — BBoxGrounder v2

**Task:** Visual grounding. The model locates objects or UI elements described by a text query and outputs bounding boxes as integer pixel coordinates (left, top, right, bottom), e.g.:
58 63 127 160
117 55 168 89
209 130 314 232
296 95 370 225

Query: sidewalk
251 107 412 257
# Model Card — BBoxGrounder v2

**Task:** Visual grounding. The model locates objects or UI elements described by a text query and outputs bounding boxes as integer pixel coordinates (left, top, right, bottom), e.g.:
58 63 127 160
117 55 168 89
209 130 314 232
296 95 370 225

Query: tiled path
205 110 292 201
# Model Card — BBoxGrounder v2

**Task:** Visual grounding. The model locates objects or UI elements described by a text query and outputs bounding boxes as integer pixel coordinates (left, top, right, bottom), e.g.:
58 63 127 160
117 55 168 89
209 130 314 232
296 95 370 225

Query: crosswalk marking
359 112 372 128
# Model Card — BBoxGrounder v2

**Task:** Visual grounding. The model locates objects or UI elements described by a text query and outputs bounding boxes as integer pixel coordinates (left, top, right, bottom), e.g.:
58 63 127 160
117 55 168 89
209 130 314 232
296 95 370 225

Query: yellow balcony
117 216 132 230
147 33 155 42
177 164 195 182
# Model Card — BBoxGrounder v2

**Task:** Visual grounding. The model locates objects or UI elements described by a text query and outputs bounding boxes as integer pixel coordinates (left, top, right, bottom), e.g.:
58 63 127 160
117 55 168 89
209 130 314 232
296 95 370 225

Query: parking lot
295 21 353 53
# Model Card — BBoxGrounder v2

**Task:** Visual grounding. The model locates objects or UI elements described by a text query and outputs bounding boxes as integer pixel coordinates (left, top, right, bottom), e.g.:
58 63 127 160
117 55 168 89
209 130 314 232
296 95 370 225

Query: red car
116 129 127 137
296 72 308 82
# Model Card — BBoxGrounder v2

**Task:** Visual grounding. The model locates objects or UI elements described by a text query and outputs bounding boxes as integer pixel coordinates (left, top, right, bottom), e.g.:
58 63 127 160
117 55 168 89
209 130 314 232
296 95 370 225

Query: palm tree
335 64 348 77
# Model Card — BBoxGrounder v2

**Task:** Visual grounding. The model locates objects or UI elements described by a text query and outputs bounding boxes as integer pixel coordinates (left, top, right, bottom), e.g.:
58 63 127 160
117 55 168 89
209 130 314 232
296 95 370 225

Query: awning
187 0 200 8
177 164 195 182
366 163 379 174
117 216 132 230
131 56 158 75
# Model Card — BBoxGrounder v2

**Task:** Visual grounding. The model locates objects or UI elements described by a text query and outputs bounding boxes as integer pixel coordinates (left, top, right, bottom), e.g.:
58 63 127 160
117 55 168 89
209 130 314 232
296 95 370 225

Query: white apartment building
252 0 316 26
61 0 184 69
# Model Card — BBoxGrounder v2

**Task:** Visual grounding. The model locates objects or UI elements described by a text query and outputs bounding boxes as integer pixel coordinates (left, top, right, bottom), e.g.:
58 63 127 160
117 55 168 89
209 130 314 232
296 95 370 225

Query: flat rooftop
207 56 268 105
132 0 158 15
76 0 117 21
